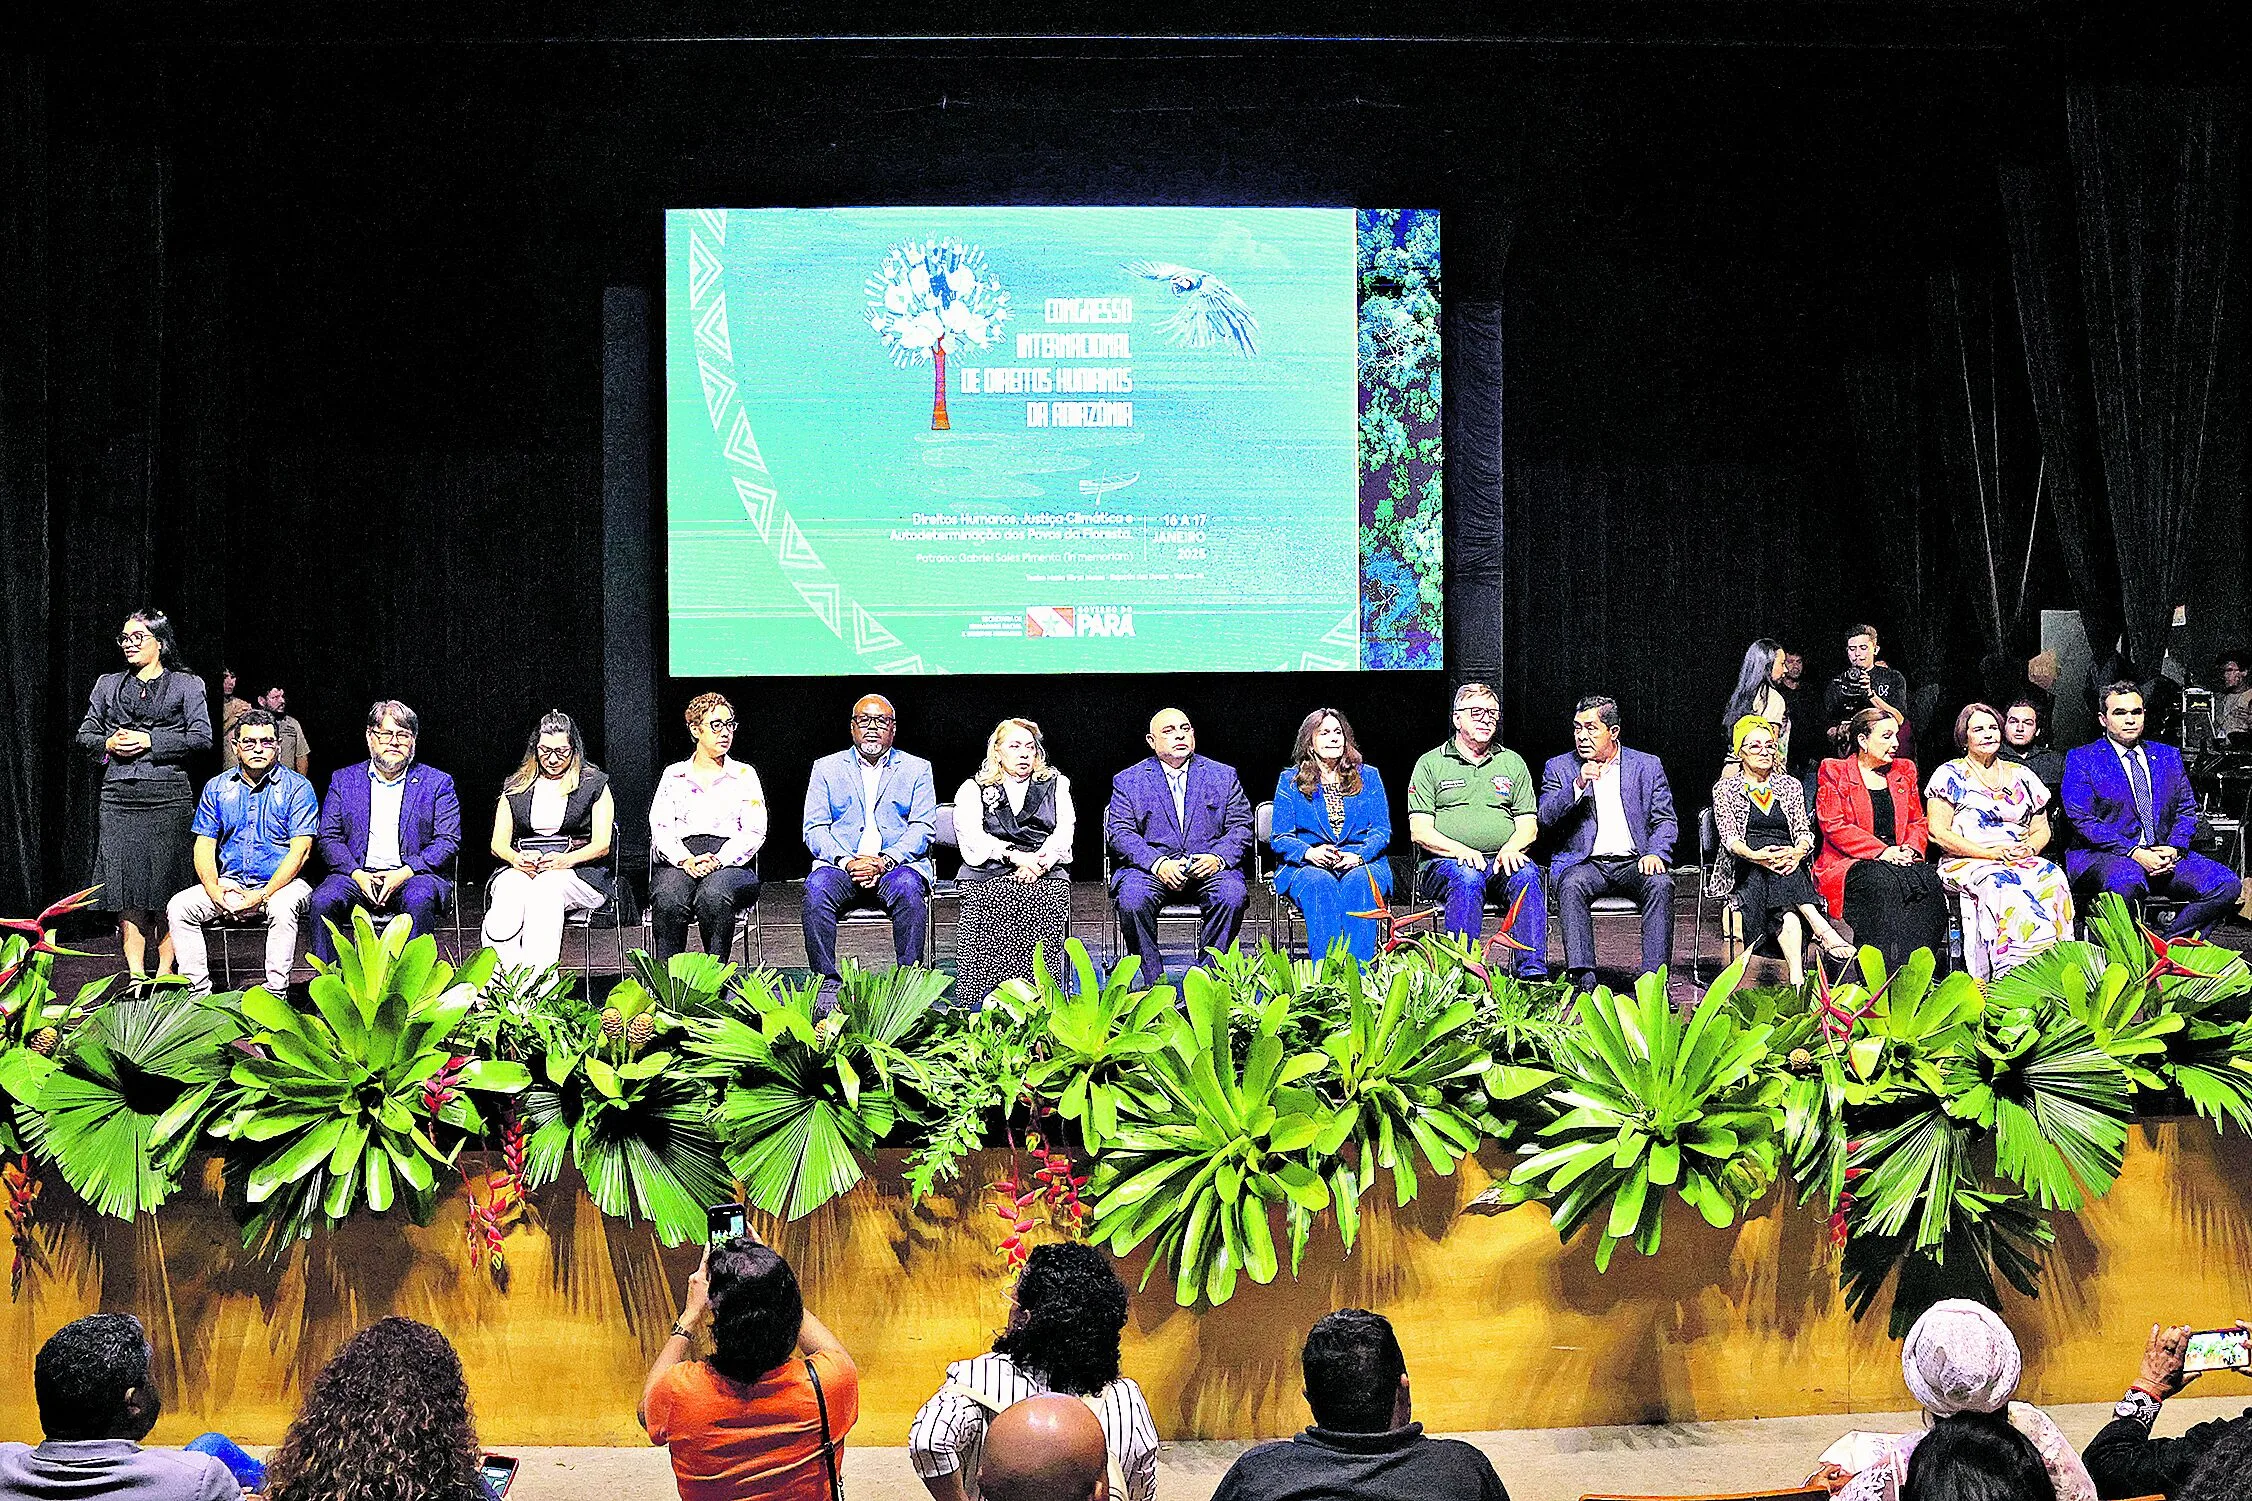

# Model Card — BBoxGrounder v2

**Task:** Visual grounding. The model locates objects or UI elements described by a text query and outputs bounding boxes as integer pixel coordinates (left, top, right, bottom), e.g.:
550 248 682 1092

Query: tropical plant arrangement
3 889 2248 1335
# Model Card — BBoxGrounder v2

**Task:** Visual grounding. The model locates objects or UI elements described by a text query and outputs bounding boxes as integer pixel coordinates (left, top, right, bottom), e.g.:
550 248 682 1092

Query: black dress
1731 792 1822 945
1840 783 1949 975
74 669 213 913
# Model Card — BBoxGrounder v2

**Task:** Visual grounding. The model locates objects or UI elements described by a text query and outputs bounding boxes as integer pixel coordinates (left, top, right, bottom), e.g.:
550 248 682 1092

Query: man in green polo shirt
1406 681 1550 977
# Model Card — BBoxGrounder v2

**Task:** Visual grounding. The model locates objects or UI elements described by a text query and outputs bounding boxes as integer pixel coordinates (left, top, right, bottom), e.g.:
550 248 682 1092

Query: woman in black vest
482 710 613 972
73 609 213 985
950 718 1074 1008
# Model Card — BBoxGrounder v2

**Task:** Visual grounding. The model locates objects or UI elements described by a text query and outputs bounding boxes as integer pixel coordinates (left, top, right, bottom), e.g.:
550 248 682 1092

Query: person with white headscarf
1828 1300 2097 1501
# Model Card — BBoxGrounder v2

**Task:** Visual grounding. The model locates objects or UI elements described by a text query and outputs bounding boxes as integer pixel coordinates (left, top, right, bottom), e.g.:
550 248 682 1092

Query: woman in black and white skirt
73 609 212 984
950 718 1074 1008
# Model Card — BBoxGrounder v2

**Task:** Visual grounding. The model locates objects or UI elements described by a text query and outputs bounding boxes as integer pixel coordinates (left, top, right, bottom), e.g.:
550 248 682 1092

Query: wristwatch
2112 1386 2162 1425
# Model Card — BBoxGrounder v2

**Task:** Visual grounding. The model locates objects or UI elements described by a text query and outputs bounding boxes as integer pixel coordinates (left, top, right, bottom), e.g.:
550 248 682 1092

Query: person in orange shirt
640 1234 859 1501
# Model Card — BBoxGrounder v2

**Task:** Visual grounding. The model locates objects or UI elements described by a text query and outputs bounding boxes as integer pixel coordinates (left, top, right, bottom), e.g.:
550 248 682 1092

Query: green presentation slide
666 206 1441 675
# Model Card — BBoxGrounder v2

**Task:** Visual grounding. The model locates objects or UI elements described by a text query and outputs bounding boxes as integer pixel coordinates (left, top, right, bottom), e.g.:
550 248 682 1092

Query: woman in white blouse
951 718 1074 1008
647 692 767 966
482 711 614 972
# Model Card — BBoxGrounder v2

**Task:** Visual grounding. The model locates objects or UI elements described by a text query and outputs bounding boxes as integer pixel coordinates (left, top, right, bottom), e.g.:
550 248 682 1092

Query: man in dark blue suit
1538 696 1679 992
2064 681 2239 938
1106 706 1255 981
307 699 462 963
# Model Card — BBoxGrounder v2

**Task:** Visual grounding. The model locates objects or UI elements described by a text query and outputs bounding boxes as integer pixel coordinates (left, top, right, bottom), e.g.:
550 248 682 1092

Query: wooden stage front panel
5 1124 2249 1445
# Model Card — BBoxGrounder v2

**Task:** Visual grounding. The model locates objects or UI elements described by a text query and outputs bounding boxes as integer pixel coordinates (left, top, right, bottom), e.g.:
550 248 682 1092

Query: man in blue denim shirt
167 709 320 996
801 694 938 980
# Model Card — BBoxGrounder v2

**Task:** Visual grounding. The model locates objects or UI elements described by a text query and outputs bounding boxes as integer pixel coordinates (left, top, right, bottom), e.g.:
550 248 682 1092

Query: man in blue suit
801 693 938 979
308 700 462 963
1538 696 1679 992
1106 706 1256 981
2064 681 2240 937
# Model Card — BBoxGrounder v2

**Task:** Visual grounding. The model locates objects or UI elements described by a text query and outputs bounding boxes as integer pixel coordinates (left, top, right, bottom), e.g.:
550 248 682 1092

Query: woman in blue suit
1271 708 1394 961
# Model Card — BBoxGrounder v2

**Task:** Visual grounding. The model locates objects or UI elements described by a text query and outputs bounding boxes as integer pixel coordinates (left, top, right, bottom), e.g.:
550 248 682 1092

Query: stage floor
48 874 2252 1000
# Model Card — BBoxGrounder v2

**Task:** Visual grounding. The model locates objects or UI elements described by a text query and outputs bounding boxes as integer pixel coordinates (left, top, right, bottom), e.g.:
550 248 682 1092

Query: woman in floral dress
1924 702 2074 979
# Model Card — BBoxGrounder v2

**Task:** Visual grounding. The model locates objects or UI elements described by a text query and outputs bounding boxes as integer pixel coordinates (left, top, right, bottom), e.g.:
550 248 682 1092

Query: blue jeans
802 862 929 977
1419 857 1549 977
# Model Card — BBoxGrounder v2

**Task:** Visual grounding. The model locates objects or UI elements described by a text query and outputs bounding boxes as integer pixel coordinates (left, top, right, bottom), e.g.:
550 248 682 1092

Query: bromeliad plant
1084 967 1332 1306
206 912 530 1254
1493 959 1782 1270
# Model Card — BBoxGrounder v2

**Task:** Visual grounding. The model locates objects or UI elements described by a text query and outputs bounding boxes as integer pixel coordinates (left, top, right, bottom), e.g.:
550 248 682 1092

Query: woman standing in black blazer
73 609 212 983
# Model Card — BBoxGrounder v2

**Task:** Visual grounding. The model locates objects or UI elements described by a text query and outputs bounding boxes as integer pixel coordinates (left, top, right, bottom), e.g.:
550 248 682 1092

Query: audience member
1831 1300 2094 1501
649 693 767 967
1269 707 1393 963
222 679 310 777
952 718 1075 1008
802 694 938 981
264 1317 492 1501
2000 699 2066 808
641 1235 858 1501
910 1242 1157 1501
1538 696 1677 992
2176 1416 2252 1501
1721 639 1793 771
1900 1410 2058 1501
75 610 213 988
1824 625 1910 745
0 1313 237 1501
1407 683 1549 979
482 710 615 972
2082 1321 2251 1500
2064 684 2239 939
1925 704 2074 980
167 709 318 996
2214 649 2252 744
978 1397 1112 1501
308 700 461 965
1105 707 1254 982
1816 709 1947 976
1207 1309 1511 1501
1708 716 1853 985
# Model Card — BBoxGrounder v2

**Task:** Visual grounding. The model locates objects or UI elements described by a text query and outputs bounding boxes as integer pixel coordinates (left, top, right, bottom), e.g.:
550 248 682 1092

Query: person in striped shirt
909 1243 1159 1501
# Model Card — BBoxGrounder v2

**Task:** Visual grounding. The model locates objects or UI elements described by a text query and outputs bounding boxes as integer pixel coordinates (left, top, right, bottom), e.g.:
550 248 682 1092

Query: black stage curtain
1999 157 2126 666
1927 265 2045 705
2066 86 2243 680
0 58 50 913
1503 457 1855 803
1841 302 1953 740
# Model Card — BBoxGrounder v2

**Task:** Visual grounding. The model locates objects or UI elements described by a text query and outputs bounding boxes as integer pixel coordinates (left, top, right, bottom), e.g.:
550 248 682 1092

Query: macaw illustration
1124 261 1261 357
866 239 1010 429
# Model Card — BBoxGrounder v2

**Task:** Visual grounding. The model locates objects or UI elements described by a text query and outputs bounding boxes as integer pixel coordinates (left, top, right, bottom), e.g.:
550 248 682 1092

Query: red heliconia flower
1350 883 1441 956
421 1055 468 1118
2138 928 2205 986
2 1154 43 1300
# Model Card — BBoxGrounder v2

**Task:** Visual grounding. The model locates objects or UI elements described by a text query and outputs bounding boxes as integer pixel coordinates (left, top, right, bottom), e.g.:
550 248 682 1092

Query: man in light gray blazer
801 693 938 979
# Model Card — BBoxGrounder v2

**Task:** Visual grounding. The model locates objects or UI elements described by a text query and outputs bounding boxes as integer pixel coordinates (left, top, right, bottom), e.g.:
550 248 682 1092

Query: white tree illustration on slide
865 238 1010 430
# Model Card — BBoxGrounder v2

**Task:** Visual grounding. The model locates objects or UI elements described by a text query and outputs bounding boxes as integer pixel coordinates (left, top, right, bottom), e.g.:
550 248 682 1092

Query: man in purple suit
307 700 462 963
1106 706 1256 981
2063 681 2240 938
1538 696 1678 992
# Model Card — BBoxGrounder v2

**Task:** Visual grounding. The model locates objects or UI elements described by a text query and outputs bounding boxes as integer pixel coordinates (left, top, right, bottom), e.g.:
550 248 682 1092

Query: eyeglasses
703 718 738 733
851 714 897 728
369 729 417 744
116 632 150 648
536 745 574 760
1454 706 1500 722
236 738 280 752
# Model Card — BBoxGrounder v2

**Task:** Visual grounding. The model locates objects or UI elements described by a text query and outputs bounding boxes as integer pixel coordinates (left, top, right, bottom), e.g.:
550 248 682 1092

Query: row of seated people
11 1239 2248 1501
136 674 2239 1005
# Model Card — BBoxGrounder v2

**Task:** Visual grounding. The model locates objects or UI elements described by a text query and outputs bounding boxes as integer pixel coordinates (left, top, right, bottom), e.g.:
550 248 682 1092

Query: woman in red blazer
1815 708 1948 975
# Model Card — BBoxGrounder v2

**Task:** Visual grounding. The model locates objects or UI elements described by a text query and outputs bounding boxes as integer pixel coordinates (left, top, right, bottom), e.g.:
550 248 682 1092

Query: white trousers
168 877 312 995
482 868 603 972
